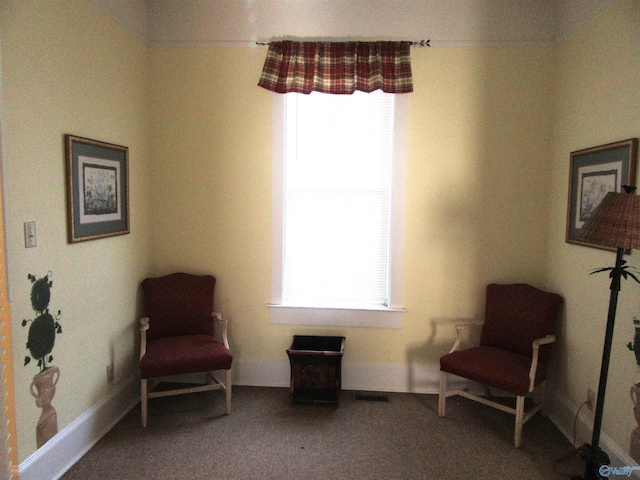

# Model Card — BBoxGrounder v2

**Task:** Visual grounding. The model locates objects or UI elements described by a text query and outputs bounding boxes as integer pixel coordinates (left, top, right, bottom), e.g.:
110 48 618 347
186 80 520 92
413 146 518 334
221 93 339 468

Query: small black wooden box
287 335 345 408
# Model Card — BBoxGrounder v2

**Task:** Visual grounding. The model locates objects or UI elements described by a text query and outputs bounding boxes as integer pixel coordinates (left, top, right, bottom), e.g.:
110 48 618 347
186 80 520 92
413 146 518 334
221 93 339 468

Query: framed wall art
566 138 638 250
64 135 129 243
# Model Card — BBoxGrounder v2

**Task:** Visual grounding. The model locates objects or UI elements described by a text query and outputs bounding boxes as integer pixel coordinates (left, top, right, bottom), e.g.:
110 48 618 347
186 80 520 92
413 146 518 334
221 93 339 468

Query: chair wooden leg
141 379 148 428
514 395 524 448
225 369 232 415
438 371 447 417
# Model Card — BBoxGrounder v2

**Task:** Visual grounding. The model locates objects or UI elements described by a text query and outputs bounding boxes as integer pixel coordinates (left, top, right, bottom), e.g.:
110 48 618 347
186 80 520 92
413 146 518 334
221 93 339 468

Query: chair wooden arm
527 334 556 392
212 312 230 349
140 317 149 360
449 321 485 353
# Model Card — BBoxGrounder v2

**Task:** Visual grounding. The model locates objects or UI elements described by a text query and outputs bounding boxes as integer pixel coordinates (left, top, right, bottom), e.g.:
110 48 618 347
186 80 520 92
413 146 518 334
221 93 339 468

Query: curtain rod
256 40 430 47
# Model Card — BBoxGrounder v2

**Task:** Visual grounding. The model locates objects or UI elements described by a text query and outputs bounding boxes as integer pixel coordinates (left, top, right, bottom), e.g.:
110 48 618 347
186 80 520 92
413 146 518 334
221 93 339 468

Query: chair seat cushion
440 346 546 396
140 334 233 379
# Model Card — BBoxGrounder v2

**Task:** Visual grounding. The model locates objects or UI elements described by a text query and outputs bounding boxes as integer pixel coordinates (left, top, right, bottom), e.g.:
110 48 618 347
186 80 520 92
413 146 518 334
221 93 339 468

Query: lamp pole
572 185 640 479
574 248 623 479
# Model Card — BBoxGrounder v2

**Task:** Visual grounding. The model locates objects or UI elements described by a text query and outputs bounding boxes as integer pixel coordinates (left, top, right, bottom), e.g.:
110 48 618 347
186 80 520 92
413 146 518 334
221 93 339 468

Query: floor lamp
573 186 640 480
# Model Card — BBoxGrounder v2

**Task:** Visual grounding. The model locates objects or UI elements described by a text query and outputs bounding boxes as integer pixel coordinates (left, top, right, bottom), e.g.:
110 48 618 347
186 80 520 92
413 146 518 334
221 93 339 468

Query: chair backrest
480 283 563 363
142 273 216 341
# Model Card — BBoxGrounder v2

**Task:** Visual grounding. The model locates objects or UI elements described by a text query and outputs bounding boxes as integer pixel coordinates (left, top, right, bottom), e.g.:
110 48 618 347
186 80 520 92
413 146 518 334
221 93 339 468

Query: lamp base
570 443 610 480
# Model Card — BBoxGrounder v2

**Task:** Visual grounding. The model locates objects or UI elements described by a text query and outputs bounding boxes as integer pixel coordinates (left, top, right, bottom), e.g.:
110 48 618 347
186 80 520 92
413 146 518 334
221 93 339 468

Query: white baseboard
232 357 471 394
237 357 639 475
22 358 450 479
232 357 290 388
23 359 622 480
547 390 640 478
18 374 139 480
148 358 471 394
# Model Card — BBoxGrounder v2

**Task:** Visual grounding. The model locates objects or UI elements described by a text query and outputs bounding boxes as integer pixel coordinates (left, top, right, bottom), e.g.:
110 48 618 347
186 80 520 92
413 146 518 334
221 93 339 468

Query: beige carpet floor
61 386 584 479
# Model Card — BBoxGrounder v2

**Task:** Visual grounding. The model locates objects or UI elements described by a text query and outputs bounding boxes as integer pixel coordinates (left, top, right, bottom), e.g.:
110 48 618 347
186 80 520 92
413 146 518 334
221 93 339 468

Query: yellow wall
548 0 640 451
149 44 554 365
0 0 152 462
0 0 638 469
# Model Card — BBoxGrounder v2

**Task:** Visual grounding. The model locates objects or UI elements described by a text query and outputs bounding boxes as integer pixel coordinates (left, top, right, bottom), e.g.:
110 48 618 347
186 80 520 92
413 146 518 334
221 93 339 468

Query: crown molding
89 0 612 47
88 0 150 43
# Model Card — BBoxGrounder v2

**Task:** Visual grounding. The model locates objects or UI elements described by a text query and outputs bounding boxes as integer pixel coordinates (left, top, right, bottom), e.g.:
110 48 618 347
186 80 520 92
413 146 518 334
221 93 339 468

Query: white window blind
283 91 395 307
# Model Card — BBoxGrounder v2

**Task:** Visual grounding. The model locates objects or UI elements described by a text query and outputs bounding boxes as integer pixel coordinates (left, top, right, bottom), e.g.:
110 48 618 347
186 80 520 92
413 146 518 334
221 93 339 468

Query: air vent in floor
355 394 390 402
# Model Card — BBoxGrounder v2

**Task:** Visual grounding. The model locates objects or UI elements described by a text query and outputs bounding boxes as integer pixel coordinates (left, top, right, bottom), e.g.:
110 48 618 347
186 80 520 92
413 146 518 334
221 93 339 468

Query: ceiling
90 0 612 46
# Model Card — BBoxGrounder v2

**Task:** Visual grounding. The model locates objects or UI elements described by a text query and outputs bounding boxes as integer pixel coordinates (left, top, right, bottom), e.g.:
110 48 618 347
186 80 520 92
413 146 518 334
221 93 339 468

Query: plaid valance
258 41 413 94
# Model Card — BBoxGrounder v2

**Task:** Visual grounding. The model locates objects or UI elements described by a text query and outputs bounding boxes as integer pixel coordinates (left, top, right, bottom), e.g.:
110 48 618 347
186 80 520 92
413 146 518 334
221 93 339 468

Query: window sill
267 304 405 328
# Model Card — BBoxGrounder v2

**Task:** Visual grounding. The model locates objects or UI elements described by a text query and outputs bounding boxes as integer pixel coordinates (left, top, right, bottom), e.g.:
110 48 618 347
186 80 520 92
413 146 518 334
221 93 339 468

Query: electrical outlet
107 362 114 383
587 388 596 411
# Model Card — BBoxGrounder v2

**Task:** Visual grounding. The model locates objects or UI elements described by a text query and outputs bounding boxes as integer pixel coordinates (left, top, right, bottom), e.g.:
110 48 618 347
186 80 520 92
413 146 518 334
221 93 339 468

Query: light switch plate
24 222 36 248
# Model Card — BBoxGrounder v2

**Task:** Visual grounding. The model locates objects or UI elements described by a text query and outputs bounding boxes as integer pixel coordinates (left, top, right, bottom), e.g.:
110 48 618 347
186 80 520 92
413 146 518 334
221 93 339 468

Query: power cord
553 400 589 477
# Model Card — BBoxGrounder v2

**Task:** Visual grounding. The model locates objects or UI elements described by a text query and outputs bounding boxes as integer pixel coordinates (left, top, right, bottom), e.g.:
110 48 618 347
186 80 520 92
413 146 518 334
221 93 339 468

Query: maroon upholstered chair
139 273 233 427
438 283 563 447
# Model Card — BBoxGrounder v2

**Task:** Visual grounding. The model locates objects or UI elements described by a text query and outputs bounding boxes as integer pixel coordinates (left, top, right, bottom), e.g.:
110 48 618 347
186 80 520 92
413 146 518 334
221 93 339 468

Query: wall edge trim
547 390 639 478
18 374 139 480
20 363 635 480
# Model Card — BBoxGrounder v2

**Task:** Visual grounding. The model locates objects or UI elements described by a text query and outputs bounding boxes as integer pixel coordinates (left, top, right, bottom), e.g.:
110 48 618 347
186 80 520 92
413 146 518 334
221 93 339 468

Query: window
269 91 406 328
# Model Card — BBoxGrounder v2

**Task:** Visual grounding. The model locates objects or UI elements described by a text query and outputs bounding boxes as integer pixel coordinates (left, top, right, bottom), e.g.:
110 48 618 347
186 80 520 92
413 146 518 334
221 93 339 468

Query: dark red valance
258 41 413 94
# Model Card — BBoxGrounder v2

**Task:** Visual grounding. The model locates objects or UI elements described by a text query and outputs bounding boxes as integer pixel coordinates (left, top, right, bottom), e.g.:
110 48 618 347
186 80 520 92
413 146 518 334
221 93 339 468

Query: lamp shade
577 189 640 250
